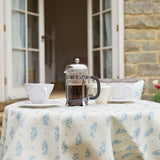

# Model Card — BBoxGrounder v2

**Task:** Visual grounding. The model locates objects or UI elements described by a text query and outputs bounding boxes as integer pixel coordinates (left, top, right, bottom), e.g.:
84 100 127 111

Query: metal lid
64 58 88 75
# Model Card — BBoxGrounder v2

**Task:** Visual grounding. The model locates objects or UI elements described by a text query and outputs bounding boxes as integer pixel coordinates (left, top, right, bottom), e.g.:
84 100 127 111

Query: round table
1 99 160 160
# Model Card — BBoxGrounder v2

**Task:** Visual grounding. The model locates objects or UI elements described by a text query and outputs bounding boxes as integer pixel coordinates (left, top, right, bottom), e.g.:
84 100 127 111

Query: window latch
4 25 6 32
117 25 119 32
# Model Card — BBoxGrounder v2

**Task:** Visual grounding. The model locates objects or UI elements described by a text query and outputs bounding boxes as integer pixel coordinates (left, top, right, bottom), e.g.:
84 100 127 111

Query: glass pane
93 51 100 77
12 0 25 10
28 52 39 83
12 11 25 48
103 0 111 10
28 15 39 49
93 16 100 48
92 0 99 14
12 50 26 87
28 0 39 13
103 12 112 47
103 50 112 78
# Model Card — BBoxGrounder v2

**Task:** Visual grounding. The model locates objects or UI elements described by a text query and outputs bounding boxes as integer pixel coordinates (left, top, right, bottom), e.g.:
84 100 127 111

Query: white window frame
0 0 5 101
87 0 124 79
4 0 45 100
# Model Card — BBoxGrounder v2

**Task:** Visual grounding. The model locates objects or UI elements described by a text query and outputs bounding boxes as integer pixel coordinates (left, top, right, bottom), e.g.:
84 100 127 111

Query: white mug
24 83 54 104
91 83 118 104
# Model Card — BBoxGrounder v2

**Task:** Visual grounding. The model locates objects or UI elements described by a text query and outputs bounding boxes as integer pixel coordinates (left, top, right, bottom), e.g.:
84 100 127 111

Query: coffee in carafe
67 84 88 106
64 58 100 107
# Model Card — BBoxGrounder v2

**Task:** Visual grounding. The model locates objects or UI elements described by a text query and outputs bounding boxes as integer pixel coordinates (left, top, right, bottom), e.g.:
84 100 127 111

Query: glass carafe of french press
64 58 100 106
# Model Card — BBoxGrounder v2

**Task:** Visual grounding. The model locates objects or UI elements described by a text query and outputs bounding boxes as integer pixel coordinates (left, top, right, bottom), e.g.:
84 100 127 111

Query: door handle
41 34 48 42
41 35 46 42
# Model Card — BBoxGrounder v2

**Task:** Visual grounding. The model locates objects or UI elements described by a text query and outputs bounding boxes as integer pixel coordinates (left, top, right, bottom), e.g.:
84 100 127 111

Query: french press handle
89 76 101 100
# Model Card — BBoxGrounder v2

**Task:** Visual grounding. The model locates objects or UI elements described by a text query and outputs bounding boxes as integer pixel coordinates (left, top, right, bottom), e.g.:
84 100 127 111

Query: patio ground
50 90 65 99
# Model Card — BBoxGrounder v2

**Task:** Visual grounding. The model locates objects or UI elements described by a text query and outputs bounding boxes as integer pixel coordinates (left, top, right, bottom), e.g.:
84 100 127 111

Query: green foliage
152 89 160 103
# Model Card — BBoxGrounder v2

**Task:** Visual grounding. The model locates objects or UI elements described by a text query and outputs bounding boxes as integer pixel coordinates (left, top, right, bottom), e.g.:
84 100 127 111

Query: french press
64 58 101 106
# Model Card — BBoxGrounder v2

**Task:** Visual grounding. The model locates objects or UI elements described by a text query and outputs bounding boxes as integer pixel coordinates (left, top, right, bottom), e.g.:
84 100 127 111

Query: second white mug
91 83 118 104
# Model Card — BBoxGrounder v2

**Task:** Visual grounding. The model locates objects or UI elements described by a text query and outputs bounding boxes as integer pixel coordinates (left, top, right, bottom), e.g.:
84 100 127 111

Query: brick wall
124 0 160 100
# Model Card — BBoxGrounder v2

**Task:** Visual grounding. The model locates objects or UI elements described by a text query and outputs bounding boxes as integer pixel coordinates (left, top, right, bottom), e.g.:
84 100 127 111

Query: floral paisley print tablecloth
1 99 160 160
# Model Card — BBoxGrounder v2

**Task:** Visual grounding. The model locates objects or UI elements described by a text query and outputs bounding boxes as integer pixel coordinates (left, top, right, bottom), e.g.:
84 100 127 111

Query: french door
5 0 45 100
88 0 124 79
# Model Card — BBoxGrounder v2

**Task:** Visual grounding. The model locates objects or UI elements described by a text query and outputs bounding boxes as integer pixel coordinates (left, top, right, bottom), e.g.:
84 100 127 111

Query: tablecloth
1 99 160 160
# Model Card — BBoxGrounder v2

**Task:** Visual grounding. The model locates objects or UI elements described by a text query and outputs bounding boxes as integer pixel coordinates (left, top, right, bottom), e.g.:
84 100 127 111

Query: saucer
17 99 65 108
108 100 136 104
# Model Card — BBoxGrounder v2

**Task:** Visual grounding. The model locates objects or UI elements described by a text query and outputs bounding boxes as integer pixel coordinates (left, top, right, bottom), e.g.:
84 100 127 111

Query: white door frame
87 0 124 79
0 0 5 101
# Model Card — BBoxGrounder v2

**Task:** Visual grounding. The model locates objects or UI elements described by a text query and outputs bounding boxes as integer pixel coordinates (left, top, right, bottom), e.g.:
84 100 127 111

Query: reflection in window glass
12 11 25 48
28 15 39 49
93 16 100 48
28 52 39 83
103 50 112 78
93 51 100 78
103 0 111 10
28 0 39 13
12 0 25 10
12 50 26 87
103 12 112 47
92 0 99 14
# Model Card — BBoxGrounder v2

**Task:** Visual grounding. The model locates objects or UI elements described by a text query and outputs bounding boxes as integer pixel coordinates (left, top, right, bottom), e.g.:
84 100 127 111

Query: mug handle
89 76 101 100
40 87 48 103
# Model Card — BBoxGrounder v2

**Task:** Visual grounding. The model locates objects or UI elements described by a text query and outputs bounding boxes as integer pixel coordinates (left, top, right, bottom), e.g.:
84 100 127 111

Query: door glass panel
12 11 25 48
12 0 25 10
103 12 112 47
12 50 26 87
92 0 99 14
93 51 100 77
28 0 39 13
103 0 111 10
28 52 39 83
28 15 39 49
93 16 100 48
103 50 112 78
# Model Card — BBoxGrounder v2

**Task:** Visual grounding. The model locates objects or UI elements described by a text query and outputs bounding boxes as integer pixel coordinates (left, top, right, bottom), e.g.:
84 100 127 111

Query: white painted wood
27 12 39 17
11 8 26 13
0 0 5 101
100 0 103 78
102 46 112 50
12 48 40 52
12 8 39 17
5 0 13 100
102 9 112 13
39 0 45 83
118 0 124 78
25 0 28 83
112 0 118 79
87 0 93 75
92 13 100 17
